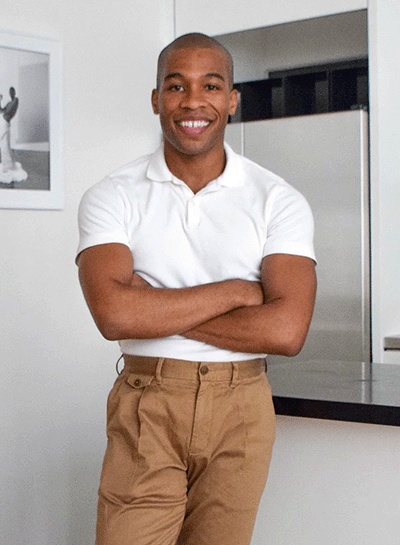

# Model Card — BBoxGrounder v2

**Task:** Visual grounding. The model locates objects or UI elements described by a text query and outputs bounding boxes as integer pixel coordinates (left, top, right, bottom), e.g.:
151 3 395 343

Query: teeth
180 120 209 128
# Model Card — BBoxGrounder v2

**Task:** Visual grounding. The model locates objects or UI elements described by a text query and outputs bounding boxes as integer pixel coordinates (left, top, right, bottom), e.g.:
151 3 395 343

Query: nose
180 85 206 109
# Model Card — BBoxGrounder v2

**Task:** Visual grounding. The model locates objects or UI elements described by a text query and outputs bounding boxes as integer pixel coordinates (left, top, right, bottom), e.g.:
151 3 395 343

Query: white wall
0 1 173 544
368 0 400 364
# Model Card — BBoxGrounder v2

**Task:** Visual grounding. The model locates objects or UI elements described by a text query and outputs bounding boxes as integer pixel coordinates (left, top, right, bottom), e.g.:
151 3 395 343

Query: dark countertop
268 361 400 427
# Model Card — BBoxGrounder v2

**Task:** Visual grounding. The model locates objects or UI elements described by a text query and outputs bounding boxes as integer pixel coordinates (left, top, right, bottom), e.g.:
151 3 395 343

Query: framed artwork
0 31 62 209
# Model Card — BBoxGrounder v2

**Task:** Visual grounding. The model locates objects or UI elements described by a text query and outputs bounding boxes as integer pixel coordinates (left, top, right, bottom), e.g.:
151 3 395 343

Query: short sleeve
263 184 316 262
76 178 130 260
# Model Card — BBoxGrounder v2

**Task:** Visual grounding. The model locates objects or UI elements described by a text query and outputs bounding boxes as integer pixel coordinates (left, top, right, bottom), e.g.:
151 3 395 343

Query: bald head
156 33 234 89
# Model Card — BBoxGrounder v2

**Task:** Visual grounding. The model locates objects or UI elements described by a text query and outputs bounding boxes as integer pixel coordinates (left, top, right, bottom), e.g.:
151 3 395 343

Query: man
77 33 316 545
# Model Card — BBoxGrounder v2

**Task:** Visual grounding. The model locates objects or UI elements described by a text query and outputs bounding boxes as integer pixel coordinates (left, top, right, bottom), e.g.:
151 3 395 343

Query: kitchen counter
268 360 400 426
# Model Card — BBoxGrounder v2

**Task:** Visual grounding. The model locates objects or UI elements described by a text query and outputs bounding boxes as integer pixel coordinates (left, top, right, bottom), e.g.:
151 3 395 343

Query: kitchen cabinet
231 58 368 122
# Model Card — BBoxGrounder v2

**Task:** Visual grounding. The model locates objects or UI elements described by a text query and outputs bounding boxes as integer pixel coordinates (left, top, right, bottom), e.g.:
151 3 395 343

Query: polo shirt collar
146 142 246 188
219 143 246 188
146 145 173 182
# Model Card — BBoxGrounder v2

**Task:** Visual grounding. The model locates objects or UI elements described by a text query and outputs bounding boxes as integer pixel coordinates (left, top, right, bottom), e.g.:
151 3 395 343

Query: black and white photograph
0 31 62 209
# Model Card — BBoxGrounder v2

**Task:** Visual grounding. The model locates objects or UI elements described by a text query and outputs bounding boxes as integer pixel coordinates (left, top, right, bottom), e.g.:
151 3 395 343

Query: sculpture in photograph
0 87 28 183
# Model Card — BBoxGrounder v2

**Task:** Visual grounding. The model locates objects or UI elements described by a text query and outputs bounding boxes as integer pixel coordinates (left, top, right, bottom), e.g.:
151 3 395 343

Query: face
151 47 238 160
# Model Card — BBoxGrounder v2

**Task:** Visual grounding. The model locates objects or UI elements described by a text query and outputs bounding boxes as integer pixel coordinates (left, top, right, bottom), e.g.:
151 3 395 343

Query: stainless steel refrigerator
225 109 370 363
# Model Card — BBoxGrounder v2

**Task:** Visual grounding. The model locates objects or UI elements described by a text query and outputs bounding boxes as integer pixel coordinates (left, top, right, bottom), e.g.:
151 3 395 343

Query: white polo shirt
77 143 315 361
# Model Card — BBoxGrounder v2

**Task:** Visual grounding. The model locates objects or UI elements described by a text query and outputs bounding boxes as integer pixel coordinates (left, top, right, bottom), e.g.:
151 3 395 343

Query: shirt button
200 365 209 375
134 378 142 387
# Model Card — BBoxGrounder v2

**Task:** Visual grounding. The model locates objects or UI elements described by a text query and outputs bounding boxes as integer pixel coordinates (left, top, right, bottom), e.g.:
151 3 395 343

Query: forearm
78 244 263 342
183 299 312 356
83 277 263 341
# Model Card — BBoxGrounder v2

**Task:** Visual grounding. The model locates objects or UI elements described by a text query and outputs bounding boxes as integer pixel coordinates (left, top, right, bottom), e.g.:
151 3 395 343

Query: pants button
133 378 142 387
200 365 209 375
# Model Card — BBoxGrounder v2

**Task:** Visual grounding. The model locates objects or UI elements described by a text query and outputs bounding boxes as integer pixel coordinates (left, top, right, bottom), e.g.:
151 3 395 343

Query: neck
163 142 226 193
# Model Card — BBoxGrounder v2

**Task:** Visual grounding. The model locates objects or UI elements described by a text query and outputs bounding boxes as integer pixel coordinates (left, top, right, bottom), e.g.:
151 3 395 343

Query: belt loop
230 362 240 388
116 354 124 375
155 358 165 384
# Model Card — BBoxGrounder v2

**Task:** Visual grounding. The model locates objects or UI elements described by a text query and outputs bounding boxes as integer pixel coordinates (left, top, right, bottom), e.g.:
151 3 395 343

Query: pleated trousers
96 355 276 545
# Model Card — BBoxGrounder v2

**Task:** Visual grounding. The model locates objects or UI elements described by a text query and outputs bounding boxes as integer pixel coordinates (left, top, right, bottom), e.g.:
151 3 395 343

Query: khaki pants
96 356 276 545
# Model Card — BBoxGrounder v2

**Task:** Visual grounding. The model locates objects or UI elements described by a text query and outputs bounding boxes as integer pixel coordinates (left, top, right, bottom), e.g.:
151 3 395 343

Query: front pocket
243 373 276 457
99 375 153 503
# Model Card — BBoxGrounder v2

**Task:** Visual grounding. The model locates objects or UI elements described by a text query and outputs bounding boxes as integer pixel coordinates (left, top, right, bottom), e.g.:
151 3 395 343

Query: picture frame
0 30 62 210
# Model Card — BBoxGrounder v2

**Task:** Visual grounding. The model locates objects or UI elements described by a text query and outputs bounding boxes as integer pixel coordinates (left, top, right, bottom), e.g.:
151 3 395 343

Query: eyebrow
206 72 226 82
164 72 226 82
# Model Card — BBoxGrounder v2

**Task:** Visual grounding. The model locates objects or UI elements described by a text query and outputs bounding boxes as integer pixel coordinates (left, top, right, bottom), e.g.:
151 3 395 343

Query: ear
228 88 239 116
151 89 159 115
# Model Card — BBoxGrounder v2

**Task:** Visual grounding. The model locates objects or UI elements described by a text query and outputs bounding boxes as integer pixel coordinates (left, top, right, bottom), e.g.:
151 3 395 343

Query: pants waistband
122 355 266 384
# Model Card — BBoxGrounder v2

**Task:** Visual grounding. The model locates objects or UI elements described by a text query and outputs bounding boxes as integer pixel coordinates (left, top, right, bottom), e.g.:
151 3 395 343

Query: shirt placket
187 196 201 227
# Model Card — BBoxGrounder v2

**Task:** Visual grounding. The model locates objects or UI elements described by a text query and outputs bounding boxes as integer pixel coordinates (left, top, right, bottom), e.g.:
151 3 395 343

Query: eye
168 84 184 92
205 84 219 91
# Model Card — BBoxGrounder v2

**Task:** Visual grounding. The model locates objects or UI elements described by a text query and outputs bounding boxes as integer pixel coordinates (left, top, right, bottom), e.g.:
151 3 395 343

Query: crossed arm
77 242 316 356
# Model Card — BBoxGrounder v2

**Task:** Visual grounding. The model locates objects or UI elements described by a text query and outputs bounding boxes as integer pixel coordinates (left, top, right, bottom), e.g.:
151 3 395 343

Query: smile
179 120 210 128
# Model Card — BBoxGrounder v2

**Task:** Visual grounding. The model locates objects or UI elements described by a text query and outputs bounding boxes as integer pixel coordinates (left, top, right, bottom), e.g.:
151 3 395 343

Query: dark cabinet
230 59 368 123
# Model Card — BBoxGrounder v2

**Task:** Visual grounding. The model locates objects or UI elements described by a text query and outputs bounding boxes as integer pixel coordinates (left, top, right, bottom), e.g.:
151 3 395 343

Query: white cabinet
175 0 367 37
384 351 400 365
